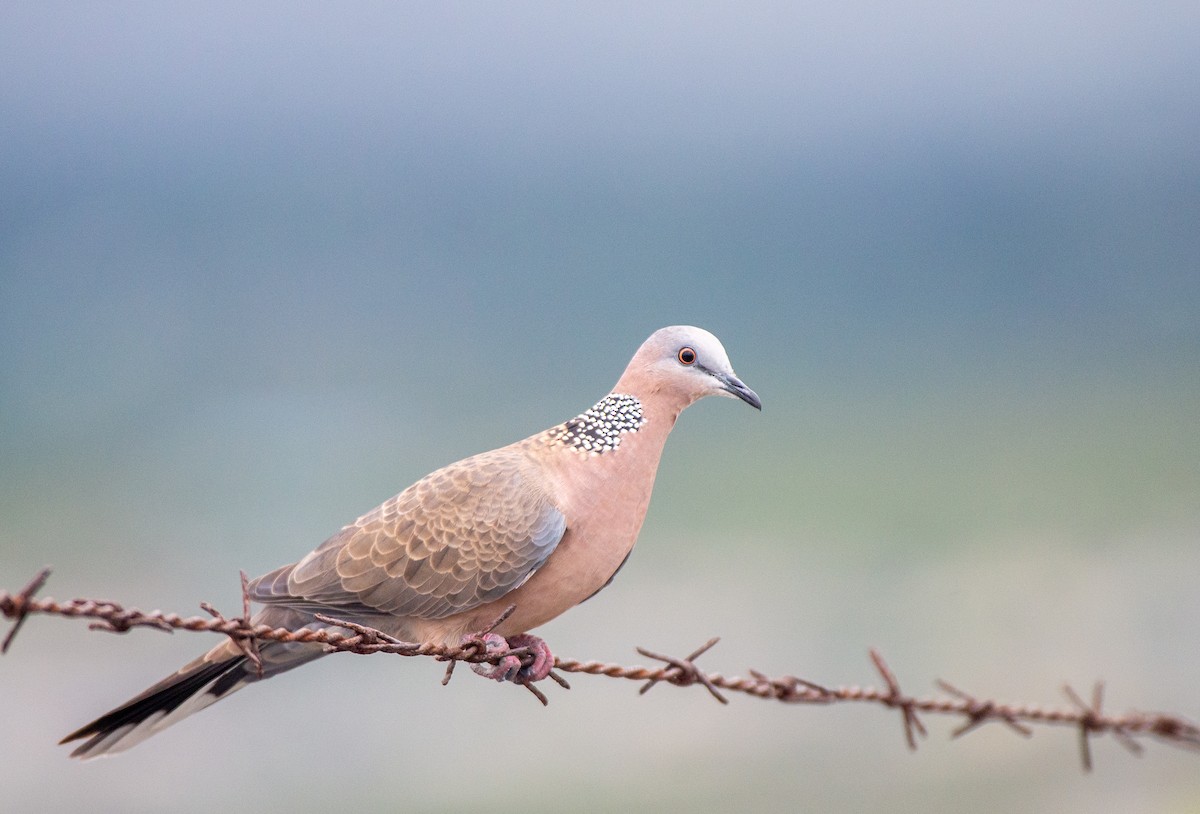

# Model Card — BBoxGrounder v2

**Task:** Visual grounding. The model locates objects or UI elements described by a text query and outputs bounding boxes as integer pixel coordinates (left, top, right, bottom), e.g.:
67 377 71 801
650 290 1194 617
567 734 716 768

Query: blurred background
2 2 1198 811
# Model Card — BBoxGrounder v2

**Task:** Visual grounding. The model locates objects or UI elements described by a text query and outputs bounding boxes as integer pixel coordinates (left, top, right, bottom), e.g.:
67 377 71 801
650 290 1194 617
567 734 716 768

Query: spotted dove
61 325 760 758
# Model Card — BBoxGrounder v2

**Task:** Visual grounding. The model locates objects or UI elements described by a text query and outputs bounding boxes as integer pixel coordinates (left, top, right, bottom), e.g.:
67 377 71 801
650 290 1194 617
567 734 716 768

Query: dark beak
718 372 762 410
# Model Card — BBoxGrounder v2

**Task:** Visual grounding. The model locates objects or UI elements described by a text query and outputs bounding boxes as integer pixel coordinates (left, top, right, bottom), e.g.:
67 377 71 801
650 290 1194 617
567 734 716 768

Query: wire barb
312 614 405 646
636 637 727 704
869 648 926 750
748 669 834 702
1064 682 1111 772
936 679 1033 740
199 592 264 680
0 566 51 654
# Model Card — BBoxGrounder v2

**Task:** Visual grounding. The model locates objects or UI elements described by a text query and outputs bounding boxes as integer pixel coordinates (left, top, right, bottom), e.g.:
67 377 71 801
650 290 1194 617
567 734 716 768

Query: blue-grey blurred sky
2 3 1198 812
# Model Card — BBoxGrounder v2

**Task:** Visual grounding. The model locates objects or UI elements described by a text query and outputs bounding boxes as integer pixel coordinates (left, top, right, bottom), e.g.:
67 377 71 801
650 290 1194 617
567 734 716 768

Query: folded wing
248 449 566 621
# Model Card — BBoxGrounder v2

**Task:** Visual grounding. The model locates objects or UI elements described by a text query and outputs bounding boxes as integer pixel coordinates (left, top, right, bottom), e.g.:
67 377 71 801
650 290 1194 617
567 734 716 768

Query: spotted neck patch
545 393 646 455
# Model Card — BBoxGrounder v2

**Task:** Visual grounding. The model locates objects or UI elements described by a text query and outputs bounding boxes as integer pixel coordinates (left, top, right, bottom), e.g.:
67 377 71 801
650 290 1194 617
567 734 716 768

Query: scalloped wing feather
247 449 565 621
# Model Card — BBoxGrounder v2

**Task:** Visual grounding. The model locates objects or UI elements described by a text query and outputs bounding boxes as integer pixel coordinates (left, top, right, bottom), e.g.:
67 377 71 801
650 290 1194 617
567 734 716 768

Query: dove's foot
505 633 554 684
463 632 554 684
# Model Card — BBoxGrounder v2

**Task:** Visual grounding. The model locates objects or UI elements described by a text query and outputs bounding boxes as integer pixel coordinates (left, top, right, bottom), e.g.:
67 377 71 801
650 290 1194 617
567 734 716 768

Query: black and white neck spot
546 393 646 455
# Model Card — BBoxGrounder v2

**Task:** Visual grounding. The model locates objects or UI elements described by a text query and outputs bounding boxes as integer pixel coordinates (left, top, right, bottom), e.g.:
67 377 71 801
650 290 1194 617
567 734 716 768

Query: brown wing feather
248 448 565 620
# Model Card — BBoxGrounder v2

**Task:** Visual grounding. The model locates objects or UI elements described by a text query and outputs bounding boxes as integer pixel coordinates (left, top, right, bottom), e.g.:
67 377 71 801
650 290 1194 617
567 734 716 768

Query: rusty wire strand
3 568 1199 769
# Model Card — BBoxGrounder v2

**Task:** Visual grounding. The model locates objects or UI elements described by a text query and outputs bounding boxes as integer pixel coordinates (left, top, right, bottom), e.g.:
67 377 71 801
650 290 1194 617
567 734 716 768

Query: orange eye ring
677 347 697 365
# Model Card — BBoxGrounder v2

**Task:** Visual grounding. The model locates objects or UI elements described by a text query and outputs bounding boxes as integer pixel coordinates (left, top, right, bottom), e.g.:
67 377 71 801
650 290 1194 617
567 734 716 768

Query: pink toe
507 634 554 683
463 633 522 682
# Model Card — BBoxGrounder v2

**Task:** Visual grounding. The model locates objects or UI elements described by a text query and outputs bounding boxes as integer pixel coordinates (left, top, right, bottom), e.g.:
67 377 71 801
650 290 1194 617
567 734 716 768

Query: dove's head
617 325 761 413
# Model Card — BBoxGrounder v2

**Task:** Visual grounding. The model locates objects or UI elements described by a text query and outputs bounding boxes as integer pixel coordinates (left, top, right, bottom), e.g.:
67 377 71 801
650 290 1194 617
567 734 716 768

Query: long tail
61 609 326 759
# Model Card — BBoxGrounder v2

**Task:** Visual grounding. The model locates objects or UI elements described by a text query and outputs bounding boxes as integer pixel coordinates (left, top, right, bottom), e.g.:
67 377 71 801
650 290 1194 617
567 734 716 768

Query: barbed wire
3 567 1198 769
